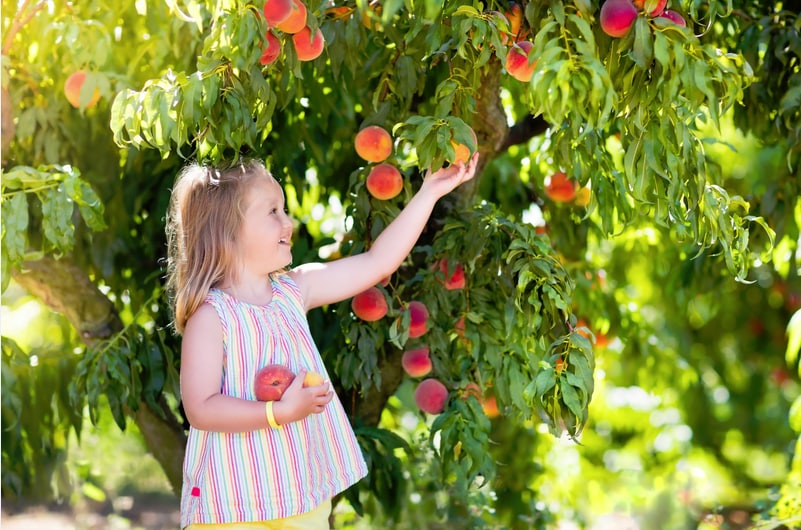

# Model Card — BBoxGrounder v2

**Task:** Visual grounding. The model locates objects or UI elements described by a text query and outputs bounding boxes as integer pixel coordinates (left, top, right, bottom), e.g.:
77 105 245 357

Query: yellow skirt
185 499 331 530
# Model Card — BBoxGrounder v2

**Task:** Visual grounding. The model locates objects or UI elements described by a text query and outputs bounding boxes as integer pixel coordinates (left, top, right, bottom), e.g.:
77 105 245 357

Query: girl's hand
420 151 479 199
273 369 333 425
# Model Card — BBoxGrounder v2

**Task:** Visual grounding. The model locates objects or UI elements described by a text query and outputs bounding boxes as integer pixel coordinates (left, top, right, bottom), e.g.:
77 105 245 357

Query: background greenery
2 0 800 528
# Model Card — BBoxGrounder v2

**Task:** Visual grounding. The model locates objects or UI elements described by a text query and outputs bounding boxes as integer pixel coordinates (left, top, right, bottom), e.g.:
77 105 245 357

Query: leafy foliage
2 0 800 528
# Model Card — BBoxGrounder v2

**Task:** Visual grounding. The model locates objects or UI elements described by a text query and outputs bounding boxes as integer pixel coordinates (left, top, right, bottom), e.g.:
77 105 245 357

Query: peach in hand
303 370 325 387
366 163 403 200
352 287 389 321
449 126 477 165
254 364 295 401
355 125 393 163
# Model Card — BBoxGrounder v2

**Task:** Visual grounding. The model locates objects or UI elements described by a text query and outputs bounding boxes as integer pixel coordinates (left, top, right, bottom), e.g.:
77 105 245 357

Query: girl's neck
219 274 274 306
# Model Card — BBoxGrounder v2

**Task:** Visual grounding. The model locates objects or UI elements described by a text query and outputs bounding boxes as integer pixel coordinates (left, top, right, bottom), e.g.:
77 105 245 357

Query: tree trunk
12 255 186 495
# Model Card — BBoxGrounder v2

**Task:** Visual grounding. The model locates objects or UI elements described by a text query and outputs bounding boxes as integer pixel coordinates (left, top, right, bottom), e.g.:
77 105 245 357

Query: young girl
166 154 478 529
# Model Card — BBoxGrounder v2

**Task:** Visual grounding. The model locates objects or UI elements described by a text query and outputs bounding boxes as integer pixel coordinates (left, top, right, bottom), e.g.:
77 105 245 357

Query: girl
166 154 478 529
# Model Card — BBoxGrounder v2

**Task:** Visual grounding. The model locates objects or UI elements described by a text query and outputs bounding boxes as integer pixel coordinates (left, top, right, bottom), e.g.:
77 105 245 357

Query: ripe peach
544 171 578 202
407 300 429 338
437 259 465 290
355 125 393 163
64 71 101 109
449 127 477 165
263 0 293 27
600 0 639 38
260 31 282 65
366 163 403 200
402 347 432 377
504 2 524 42
505 40 537 82
482 395 500 418
633 0 666 16
276 0 307 33
292 26 325 61
659 9 686 26
326 6 354 20
414 378 449 414
303 370 325 386
352 287 388 321
254 364 295 401
574 185 591 207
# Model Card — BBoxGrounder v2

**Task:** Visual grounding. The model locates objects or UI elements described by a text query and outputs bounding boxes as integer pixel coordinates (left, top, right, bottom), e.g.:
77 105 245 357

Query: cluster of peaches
600 0 686 38
260 0 325 64
350 257 498 418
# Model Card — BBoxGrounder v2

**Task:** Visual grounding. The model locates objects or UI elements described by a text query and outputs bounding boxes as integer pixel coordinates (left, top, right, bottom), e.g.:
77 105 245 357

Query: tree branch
12 255 186 496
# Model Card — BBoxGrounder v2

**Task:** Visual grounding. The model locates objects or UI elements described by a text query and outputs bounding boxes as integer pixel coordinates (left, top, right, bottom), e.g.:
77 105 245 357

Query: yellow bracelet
265 401 282 429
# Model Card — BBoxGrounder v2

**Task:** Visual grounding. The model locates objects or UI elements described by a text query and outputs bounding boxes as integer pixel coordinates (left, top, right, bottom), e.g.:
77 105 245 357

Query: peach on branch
600 0 639 38
482 395 500 418
505 40 537 82
366 163 403 200
401 347 432 377
436 259 465 290
544 171 578 202
292 26 325 61
503 2 524 42
659 9 686 26
633 0 666 16
355 125 393 163
414 378 449 414
574 185 591 207
260 31 282 65
276 0 307 33
351 287 388 321
64 70 101 109
406 300 429 338
263 0 293 26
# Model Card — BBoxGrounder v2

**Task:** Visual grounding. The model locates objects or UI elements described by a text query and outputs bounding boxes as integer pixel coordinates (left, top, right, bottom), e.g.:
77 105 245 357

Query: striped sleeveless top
179 273 368 528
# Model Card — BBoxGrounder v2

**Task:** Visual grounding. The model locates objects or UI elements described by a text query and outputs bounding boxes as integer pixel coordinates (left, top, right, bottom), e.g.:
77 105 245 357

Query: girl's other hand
273 369 333 425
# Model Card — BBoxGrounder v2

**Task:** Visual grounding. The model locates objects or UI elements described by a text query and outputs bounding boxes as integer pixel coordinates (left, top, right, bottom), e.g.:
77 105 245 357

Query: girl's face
238 176 294 275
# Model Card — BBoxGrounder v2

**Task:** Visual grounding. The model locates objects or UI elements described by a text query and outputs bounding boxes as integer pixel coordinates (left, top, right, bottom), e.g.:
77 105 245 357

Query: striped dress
179 273 368 528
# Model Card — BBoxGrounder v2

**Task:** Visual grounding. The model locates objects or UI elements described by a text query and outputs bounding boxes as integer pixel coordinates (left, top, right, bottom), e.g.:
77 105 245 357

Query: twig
2 0 47 57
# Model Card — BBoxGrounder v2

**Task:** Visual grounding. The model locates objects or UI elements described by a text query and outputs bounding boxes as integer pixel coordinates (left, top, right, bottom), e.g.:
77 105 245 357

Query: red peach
352 287 388 321
64 71 101 109
402 347 432 377
544 171 578 202
254 364 295 401
260 31 282 65
505 40 537 82
263 0 293 26
414 378 449 414
355 125 393 163
292 26 325 61
366 163 403 200
407 301 429 338
276 0 307 33
659 9 686 26
600 0 639 38
437 259 465 290
633 0 667 16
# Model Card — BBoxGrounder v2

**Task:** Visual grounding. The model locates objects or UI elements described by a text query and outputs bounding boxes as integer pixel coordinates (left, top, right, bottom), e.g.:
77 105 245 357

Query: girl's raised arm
290 153 478 311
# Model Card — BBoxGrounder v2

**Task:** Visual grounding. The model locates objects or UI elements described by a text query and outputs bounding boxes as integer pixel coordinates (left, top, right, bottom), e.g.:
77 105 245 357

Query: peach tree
2 0 799 526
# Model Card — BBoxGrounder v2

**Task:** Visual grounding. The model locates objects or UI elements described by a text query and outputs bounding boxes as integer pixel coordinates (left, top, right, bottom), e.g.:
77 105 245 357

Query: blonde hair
165 159 273 334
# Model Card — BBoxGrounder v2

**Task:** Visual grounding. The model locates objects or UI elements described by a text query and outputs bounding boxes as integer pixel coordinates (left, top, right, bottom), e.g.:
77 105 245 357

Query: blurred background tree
2 0 799 528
